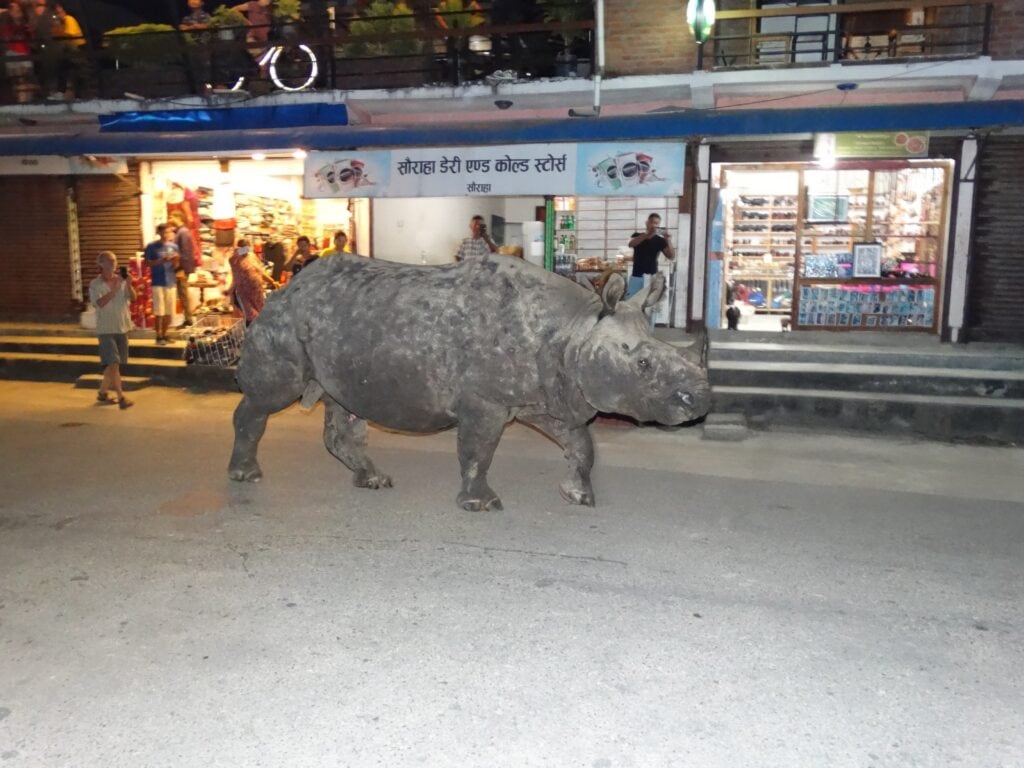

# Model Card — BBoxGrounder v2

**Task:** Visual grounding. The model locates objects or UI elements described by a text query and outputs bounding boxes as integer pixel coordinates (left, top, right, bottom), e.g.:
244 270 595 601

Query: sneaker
156 337 169 345
118 397 134 410
96 392 116 405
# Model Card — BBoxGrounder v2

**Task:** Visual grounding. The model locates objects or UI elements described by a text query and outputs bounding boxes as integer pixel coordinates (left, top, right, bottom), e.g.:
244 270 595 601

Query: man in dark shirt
627 212 675 299
171 215 197 327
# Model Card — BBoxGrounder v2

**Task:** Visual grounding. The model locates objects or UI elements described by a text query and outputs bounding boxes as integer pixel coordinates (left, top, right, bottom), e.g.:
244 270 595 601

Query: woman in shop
229 238 278 326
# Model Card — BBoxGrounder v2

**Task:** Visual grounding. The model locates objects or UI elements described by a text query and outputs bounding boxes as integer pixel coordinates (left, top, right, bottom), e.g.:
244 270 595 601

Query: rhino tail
300 379 325 410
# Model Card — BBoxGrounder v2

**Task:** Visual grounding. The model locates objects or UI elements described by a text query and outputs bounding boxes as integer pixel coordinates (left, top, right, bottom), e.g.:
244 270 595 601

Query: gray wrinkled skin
228 254 710 510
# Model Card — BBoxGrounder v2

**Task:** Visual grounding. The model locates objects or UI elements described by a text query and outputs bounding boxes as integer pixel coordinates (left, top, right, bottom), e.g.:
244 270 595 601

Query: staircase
0 323 237 392
706 330 1024 444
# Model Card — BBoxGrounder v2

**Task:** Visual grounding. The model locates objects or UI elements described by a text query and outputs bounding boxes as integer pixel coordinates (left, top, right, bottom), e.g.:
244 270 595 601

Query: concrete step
712 386 1024 443
709 361 1024 399
709 340 1024 371
0 351 238 391
701 412 750 442
74 374 154 391
0 335 187 361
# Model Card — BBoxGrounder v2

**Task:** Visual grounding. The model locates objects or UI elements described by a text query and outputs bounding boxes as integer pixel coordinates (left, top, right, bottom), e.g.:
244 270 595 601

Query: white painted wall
370 197 544 264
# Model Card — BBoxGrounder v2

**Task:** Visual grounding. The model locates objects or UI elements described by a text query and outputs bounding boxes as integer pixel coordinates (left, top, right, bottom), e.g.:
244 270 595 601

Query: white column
689 143 711 326
947 138 977 342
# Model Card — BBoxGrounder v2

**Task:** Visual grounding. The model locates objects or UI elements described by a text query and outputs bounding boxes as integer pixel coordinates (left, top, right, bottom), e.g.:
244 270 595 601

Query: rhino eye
638 358 650 371
621 343 629 351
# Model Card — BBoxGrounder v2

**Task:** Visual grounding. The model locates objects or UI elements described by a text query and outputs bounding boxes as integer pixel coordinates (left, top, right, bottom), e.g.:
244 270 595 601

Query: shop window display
719 161 951 332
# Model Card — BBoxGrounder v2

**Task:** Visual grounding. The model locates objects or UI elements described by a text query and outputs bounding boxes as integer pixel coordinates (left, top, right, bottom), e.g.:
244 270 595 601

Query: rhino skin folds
228 253 710 511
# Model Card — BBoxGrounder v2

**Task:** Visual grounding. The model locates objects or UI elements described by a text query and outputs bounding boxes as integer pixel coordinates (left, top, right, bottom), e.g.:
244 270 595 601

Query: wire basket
183 316 244 367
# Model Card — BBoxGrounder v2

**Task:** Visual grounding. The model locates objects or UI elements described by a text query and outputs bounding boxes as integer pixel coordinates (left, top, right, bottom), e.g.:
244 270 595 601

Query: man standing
320 230 349 258
284 235 318 276
88 251 137 410
456 215 497 261
144 223 180 344
171 214 197 327
627 212 675 298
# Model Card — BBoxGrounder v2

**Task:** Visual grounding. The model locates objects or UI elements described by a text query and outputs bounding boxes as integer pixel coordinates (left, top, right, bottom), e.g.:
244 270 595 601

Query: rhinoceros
228 254 710 510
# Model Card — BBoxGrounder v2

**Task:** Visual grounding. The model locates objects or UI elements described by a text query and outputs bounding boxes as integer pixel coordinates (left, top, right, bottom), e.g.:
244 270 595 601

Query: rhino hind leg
323 397 393 490
456 401 511 512
518 414 596 506
229 395 271 482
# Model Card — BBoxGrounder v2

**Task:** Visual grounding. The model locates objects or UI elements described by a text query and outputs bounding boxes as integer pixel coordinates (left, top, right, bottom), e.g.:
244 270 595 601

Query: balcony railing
0 8 595 105
705 0 992 70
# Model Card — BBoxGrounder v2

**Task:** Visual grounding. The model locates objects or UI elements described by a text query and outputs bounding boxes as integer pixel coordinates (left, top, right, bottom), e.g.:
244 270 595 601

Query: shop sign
815 132 930 159
303 142 685 198
0 155 128 175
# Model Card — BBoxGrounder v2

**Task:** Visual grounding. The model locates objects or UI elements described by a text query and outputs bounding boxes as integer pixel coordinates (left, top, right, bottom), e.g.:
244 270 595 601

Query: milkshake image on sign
315 164 339 194
592 156 622 190
617 152 641 187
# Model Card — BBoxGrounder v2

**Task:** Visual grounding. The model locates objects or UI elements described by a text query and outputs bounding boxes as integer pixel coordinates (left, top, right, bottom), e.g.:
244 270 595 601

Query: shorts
151 285 177 316
98 334 129 366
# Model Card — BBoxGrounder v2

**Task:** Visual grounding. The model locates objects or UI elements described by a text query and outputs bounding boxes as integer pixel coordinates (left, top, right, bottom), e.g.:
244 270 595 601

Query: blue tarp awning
2 100 1023 157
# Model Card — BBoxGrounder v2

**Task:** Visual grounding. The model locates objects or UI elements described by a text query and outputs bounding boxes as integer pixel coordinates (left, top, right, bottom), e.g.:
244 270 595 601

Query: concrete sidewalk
1 382 1022 767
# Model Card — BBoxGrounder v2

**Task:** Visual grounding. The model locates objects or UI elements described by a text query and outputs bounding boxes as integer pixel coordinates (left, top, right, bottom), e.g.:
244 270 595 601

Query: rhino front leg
456 401 511 512
323 396 393 490
518 414 595 506
229 395 270 482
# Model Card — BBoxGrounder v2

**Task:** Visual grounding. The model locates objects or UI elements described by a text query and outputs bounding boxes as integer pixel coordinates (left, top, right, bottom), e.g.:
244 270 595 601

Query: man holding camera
627 212 675 298
456 215 498 262
88 251 137 410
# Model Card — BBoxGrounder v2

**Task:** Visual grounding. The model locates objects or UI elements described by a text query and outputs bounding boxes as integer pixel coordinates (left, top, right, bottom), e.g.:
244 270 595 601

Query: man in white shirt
456 215 498 261
88 251 137 409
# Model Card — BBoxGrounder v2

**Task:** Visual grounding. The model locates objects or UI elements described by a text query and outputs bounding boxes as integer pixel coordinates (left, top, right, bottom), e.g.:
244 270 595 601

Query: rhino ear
600 272 626 315
630 272 666 313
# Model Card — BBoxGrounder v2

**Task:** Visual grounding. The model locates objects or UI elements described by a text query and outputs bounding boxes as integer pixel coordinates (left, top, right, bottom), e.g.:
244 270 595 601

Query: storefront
303 142 689 325
705 134 955 334
136 157 367 312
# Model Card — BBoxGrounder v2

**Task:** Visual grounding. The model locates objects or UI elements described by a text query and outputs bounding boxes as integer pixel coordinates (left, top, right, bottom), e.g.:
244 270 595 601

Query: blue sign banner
304 141 685 198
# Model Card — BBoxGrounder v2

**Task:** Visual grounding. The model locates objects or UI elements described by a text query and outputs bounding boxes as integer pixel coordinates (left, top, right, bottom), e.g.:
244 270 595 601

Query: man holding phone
143 222 180 344
627 212 675 299
88 251 137 409
456 215 498 261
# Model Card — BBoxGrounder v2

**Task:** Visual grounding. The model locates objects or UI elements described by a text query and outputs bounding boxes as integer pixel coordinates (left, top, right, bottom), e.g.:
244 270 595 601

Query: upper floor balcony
704 0 993 70
0 0 1010 115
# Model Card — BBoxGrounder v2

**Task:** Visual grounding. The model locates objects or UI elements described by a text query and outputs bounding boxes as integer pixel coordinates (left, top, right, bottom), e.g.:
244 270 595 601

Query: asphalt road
0 381 1022 768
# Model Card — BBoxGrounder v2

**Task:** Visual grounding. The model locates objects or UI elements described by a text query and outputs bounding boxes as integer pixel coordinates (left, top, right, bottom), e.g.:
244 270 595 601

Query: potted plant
273 0 301 22
433 0 484 32
538 0 593 76
104 23 181 65
209 4 248 40
343 0 425 57
102 23 192 96
273 0 302 37
433 0 486 82
334 1 433 87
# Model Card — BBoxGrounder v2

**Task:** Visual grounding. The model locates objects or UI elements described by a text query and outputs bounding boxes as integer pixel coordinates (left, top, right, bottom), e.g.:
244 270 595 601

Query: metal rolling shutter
75 165 143 291
967 137 1024 343
0 177 71 319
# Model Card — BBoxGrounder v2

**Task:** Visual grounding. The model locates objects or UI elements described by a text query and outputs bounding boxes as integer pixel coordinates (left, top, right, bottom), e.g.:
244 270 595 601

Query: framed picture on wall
853 242 883 277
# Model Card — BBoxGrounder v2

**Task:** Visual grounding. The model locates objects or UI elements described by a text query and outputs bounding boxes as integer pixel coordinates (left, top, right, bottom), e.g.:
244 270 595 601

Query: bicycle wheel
269 44 318 91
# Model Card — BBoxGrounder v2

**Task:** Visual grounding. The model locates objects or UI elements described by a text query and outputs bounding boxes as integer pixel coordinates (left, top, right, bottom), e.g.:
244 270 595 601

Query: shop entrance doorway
716 166 799 332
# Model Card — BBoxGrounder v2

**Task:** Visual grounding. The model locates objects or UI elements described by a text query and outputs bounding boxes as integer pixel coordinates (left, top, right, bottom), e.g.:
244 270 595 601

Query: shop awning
1 100 1023 157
